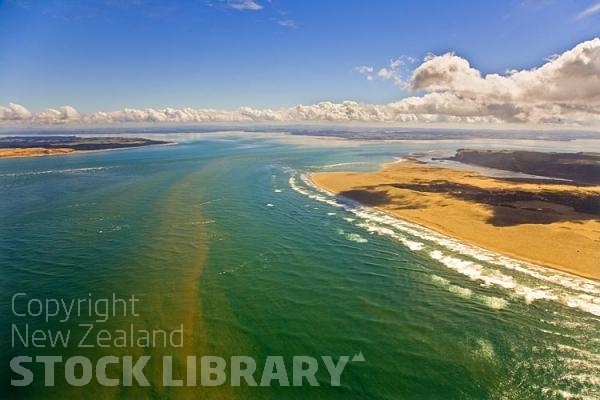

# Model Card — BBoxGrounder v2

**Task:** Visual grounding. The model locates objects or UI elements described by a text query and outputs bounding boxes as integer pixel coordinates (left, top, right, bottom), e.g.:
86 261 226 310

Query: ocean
1 130 599 399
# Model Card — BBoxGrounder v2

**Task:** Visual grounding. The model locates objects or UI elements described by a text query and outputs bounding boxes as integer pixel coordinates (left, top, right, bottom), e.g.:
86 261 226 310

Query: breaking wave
0 166 114 177
288 169 600 318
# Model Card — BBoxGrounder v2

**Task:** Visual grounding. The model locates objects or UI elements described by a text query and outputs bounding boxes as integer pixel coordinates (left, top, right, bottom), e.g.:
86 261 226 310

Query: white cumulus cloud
408 38 600 124
1 38 599 128
355 56 416 88
0 102 32 120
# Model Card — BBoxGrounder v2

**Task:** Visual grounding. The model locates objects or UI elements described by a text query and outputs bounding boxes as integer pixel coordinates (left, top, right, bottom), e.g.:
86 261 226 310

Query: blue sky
0 0 599 113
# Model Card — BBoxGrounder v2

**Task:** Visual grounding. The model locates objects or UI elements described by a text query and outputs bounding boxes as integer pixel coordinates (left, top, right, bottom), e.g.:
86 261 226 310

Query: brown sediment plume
311 160 600 281
145 177 209 400
55 174 213 400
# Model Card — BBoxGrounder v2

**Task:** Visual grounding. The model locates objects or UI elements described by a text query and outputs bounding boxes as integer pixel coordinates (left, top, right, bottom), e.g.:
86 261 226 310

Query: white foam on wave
317 162 369 169
337 228 368 243
430 274 508 309
446 281 473 299
478 295 509 310
345 197 600 297
346 233 368 243
473 338 497 361
0 166 113 177
354 221 425 251
288 169 600 317
541 387 598 400
429 250 517 290
187 219 216 225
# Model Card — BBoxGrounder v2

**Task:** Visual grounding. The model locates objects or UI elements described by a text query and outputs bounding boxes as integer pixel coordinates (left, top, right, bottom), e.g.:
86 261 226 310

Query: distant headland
0 136 171 158
445 149 600 185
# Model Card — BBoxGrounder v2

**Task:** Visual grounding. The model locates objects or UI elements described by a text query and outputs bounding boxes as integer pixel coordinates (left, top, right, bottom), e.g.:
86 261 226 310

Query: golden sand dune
312 160 600 280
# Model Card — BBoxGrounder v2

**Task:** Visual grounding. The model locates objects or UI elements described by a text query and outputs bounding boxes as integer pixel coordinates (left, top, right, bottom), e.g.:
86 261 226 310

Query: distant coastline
0 136 171 158
442 149 600 185
311 150 600 281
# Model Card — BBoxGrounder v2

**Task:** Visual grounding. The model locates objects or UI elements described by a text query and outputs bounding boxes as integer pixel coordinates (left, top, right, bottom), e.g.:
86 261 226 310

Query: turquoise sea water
1 132 599 399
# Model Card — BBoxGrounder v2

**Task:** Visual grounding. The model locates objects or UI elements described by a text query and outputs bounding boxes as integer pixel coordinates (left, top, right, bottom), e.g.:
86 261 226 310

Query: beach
0 147 76 158
311 159 600 281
